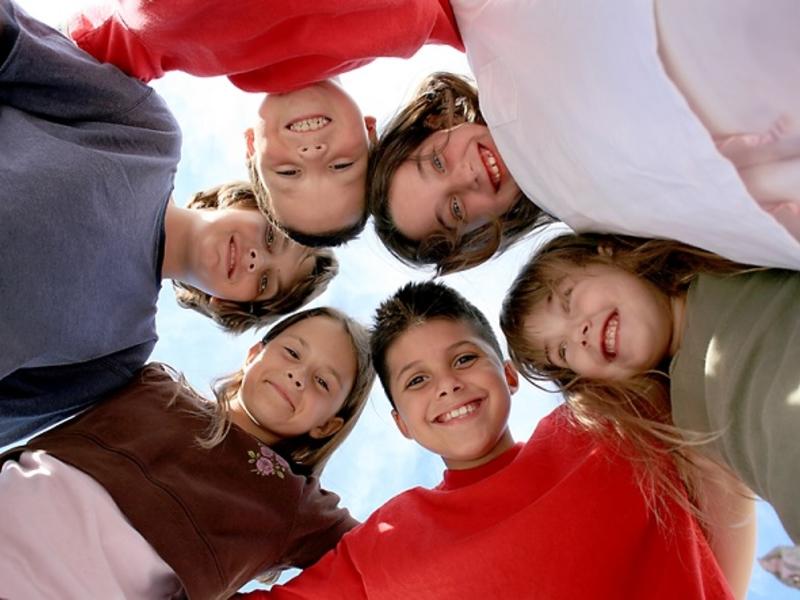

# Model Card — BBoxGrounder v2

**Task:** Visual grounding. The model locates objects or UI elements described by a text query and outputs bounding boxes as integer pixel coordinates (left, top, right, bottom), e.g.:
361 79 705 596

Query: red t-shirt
246 406 732 599
68 0 464 93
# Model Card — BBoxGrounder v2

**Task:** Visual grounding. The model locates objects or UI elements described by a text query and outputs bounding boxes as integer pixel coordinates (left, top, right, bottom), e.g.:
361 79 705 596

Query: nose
451 161 479 191
437 375 464 398
572 320 590 348
297 142 327 159
287 369 305 390
246 247 264 273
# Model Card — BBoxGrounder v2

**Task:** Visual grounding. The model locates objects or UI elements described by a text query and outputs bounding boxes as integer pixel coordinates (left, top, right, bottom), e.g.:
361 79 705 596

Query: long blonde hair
193 307 374 476
501 233 753 522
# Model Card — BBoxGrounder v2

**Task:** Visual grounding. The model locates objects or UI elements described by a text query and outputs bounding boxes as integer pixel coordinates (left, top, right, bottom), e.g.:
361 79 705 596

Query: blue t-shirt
0 0 182 444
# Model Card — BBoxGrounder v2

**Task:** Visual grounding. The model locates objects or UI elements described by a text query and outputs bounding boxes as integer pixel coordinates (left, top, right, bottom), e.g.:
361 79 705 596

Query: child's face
236 316 357 442
523 262 677 381
188 207 316 302
388 124 521 242
386 318 517 470
246 81 376 237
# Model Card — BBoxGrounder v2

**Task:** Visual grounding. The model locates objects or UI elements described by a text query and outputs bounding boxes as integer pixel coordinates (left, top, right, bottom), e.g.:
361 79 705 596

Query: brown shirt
2 365 357 599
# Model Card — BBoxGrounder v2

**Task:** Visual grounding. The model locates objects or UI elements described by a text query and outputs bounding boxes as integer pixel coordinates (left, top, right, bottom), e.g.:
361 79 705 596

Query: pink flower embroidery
247 443 288 479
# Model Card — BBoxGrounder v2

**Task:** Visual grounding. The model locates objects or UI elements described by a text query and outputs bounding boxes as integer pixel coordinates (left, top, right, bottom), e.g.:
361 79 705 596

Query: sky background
17 1 796 597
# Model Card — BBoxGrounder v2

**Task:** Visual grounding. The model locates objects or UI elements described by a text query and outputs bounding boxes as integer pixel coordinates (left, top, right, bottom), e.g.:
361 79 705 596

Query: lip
432 398 484 425
285 114 332 133
477 143 502 193
601 311 620 361
227 236 238 280
268 381 295 412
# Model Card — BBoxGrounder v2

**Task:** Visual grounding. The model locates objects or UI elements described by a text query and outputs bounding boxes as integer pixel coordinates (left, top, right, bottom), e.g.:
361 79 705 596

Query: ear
309 416 344 440
244 128 255 158
503 360 520 395
245 341 265 366
391 409 413 440
364 116 378 145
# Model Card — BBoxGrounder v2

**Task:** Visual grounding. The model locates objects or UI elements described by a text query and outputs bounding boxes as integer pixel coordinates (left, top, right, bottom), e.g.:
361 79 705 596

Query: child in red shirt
68 0 464 246
242 281 743 599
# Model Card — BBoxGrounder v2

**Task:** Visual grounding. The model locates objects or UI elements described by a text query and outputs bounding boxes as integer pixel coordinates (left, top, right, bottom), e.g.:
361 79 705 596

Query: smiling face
247 80 376 237
386 318 517 470
523 263 680 381
388 124 521 242
232 315 358 443
189 207 316 303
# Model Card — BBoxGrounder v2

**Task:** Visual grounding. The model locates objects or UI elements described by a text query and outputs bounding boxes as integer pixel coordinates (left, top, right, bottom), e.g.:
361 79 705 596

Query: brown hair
367 72 553 275
500 232 753 521
246 157 367 248
194 307 375 477
172 181 339 333
370 280 503 408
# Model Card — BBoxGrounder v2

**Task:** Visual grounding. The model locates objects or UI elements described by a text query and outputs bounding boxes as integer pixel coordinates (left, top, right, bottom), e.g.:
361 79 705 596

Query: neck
161 202 194 282
444 428 515 471
668 292 687 357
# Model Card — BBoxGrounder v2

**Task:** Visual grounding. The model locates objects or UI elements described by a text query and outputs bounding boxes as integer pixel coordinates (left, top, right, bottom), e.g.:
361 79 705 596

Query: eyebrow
393 340 477 385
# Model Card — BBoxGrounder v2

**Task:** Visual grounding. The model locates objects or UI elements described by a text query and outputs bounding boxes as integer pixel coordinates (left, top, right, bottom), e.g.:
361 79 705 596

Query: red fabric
68 0 464 93
245 407 733 599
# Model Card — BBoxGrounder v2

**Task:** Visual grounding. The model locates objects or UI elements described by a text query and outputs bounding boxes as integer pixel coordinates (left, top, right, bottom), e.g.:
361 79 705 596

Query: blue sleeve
0 341 153 447
0 0 176 131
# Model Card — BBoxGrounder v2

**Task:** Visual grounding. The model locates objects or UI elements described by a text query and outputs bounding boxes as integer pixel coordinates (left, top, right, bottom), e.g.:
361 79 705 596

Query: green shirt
670 269 800 542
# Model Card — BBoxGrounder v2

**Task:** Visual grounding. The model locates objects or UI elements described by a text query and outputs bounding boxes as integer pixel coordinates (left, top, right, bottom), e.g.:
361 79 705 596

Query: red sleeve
67 0 464 93
242 537 368 600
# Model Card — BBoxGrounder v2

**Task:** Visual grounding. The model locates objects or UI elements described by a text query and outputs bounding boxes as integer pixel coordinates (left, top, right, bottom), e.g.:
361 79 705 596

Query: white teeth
479 147 501 186
288 116 331 132
438 402 478 423
604 315 619 356
228 240 236 278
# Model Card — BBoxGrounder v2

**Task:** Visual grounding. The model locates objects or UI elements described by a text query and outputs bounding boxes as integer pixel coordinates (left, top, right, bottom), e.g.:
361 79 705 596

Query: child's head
371 281 518 470
502 233 749 521
172 182 339 333
501 232 743 388
209 307 374 476
367 72 551 275
245 80 378 247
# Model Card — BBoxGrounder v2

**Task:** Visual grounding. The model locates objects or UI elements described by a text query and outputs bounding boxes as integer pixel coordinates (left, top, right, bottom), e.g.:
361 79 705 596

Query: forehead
386 318 489 371
388 159 440 241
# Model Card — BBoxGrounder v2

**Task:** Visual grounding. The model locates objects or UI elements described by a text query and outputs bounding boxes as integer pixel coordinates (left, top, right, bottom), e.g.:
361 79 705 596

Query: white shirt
451 0 800 269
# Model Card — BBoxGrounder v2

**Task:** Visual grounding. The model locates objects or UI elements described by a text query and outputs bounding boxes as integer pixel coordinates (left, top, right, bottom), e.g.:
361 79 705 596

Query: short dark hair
370 281 502 407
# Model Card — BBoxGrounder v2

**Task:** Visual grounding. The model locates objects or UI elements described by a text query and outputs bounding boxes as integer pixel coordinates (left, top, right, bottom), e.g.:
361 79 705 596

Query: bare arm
694 455 756 600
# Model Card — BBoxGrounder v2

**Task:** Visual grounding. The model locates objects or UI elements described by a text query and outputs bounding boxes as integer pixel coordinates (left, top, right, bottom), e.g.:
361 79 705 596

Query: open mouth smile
478 144 501 192
287 115 331 133
227 236 238 280
434 399 483 424
602 311 619 360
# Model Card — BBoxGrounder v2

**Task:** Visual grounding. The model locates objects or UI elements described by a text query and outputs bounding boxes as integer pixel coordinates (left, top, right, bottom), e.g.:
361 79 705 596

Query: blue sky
18 1 797 597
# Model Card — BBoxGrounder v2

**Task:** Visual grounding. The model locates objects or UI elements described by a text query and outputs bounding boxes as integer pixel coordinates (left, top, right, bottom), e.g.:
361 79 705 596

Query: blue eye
431 152 445 173
258 274 269 294
450 197 464 222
